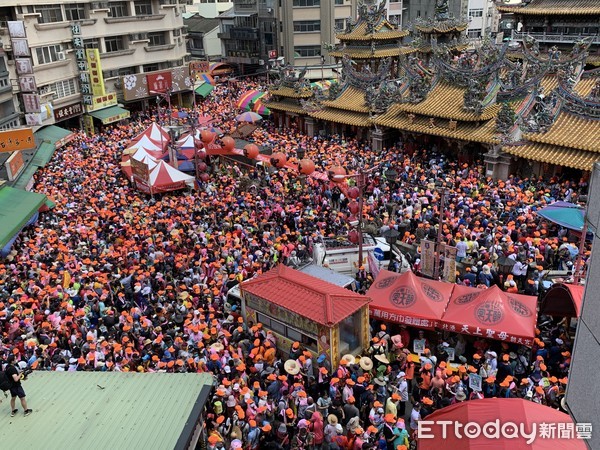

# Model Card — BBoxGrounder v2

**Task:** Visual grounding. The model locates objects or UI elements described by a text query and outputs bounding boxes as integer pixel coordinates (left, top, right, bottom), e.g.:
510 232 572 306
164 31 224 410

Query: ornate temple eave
308 107 372 127
268 87 313 99
264 99 306 114
373 106 499 144
414 23 468 33
337 27 409 42
321 85 370 113
329 46 416 59
497 0 600 16
504 142 598 171
523 112 600 152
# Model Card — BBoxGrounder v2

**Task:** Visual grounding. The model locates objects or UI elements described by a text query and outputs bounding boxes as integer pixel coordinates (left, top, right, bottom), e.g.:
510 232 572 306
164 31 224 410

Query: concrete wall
565 161 600 450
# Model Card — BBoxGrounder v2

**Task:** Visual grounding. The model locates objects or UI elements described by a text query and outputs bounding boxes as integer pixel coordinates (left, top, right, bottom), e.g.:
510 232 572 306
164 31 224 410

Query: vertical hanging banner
421 239 435 278
442 245 458 283
86 49 106 97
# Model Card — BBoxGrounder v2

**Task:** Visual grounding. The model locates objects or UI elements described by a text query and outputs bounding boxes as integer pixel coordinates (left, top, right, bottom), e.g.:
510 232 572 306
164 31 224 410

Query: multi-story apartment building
0 36 20 131
218 0 357 75
465 0 497 39
0 1 190 131
186 0 233 18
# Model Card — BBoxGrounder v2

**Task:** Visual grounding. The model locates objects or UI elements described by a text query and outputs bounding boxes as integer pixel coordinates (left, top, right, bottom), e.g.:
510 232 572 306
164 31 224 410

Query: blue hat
317 354 326 364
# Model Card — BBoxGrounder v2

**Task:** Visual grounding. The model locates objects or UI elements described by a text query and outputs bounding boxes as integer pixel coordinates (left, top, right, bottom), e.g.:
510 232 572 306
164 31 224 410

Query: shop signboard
421 239 435 277
6 151 25 181
85 92 118 113
0 128 35 153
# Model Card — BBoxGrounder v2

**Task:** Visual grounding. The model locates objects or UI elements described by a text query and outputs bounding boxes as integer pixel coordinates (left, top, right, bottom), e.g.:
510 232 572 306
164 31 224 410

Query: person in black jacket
4 355 32 417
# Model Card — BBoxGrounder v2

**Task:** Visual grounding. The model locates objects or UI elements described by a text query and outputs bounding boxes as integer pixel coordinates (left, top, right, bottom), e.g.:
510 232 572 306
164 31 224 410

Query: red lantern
199 172 210 182
222 136 235 152
270 152 287 168
197 162 207 172
328 166 347 182
197 150 207 160
243 144 259 159
348 200 360 215
348 229 359 244
200 130 215 144
347 186 360 199
298 158 315 175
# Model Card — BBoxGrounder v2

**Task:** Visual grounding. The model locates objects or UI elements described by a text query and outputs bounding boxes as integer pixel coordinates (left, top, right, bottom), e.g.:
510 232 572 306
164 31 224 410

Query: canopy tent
235 90 267 110
536 201 585 231
127 135 167 158
144 160 195 194
235 112 262 122
195 82 214 98
419 398 585 450
441 284 538 345
0 187 48 254
132 123 170 144
177 134 198 149
366 270 454 329
120 147 159 180
541 282 584 318
195 73 215 85
251 99 271 116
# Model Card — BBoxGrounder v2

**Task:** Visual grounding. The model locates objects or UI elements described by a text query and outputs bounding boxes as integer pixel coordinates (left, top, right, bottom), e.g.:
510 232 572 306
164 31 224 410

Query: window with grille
469 9 483 18
334 0 344 4
293 0 320 6
143 64 159 72
65 3 87 21
35 45 63 65
84 38 100 49
294 45 321 57
134 0 153 15
109 1 128 17
293 20 320 32
148 32 166 46
335 19 345 29
35 4 64 23
47 78 79 100
104 36 125 52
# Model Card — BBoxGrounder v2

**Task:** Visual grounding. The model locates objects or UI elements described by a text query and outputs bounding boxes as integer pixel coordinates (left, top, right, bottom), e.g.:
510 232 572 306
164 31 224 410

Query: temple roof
414 22 469 33
308 107 371 127
504 142 598 171
373 107 499 144
263 99 306 114
329 46 416 59
523 112 600 152
396 81 501 121
497 0 600 15
337 21 409 42
321 86 370 113
269 86 313 99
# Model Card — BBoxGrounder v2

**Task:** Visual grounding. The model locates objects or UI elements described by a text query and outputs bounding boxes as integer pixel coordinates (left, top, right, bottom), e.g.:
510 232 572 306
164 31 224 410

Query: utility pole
358 172 365 268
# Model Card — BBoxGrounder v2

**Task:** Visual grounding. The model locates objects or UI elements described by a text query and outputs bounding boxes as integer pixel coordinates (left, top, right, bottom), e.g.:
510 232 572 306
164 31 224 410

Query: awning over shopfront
0 186 47 250
35 125 75 150
89 106 130 125
441 284 538 345
195 82 214 98
30 142 58 168
367 270 454 329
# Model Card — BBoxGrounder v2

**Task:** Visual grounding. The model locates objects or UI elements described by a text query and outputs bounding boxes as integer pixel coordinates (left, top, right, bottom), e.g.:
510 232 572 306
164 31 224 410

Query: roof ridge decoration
498 58 547 100
557 66 600 119
272 65 311 92
341 55 391 90
496 102 518 136
365 79 407 115
398 54 435 103
355 0 388 34
522 35 594 72
519 87 561 133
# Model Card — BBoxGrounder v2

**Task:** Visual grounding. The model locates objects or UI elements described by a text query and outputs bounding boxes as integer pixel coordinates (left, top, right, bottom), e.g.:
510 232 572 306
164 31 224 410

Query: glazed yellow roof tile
395 81 501 121
308 108 371 127
414 23 468 33
540 74 558 92
574 76 598 97
373 106 499 144
504 142 599 171
497 0 600 15
337 21 409 41
329 46 416 59
264 99 305 114
523 112 600 152
269 86 313 99
587 55 600 66
321 86 370 113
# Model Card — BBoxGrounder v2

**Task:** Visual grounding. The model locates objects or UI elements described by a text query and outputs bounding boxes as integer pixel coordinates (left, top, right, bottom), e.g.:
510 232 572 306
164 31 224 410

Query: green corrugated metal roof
35 125 72 144
0 186 47 248
88 106 130 124
0 372 214 450
11 162 38 190
30 141 56 168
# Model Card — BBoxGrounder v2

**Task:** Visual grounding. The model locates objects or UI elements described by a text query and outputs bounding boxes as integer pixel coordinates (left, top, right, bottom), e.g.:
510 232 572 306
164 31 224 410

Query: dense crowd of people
0 79 586 448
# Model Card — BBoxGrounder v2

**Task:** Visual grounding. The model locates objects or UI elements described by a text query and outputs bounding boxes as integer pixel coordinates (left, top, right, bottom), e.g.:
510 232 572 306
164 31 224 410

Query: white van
312 235 410 276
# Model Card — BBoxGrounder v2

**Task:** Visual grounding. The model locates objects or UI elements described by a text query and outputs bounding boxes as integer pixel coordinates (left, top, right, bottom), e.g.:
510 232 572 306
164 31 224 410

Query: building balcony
144 44 177 52
104 14 166 24
218 31 232 39
230 28 259 41
512 31 600 44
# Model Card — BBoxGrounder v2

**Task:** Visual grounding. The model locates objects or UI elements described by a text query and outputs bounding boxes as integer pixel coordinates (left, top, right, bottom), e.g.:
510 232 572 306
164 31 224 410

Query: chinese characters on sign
54 103 83 122
6 151 25 181
442 244 458 283
369 308 435 329
85 92 118 113
146 72 173 94
86 49 106 96
22 94 41 114
0 128 36 153
421 239 435 277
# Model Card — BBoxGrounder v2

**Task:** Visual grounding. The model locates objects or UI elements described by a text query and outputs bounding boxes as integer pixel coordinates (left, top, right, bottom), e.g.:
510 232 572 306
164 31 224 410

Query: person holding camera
4 355 32 417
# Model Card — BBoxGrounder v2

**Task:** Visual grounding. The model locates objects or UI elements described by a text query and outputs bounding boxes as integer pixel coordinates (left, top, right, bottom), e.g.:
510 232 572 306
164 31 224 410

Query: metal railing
512 31 600 44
